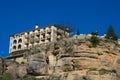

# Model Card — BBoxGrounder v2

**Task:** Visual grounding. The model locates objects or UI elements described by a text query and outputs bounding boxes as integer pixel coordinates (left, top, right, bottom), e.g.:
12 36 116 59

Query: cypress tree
76 29 80 35
105 24 118 41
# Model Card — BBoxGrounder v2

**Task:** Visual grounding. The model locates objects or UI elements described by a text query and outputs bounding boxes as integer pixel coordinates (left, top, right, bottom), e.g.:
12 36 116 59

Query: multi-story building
9 24 70 54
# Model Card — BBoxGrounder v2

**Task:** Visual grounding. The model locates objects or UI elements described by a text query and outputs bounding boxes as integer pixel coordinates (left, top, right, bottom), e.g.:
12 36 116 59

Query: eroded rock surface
2 37 120 80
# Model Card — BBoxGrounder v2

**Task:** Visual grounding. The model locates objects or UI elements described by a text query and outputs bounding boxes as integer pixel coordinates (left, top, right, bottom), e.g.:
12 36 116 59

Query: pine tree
105 24 118 41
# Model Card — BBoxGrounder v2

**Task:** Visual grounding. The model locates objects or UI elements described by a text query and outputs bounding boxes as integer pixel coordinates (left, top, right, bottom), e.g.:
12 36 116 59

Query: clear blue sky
0 0 120 56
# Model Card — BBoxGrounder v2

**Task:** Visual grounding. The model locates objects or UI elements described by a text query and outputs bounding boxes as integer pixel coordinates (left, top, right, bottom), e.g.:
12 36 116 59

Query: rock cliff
1 36 120 80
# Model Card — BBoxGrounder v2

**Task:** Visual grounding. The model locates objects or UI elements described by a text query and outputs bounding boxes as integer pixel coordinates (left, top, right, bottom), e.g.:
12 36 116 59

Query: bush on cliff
89 31 100 47
0 72 13 80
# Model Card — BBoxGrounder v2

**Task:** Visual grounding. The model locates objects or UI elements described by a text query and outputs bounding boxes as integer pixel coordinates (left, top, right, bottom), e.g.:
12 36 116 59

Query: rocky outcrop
27 47 49 75
52 39 120 80
2 37 120 80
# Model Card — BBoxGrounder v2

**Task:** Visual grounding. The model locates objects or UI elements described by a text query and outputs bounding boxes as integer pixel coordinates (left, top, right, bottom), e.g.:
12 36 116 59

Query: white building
9 24 70 54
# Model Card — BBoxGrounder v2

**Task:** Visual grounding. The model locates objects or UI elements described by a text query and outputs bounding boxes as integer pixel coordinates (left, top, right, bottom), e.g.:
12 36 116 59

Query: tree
89 31 100 47
76 29 80 35
90 31 98 36
105 24 118 41
90 36 100 47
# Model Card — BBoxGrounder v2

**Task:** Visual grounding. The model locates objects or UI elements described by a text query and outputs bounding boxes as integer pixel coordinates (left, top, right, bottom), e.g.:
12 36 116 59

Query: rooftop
10 24 71 37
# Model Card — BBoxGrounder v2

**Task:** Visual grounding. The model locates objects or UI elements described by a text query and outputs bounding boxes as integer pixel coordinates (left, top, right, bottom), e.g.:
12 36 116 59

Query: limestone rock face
5 61 19 79
25 38 120 80
18 64 27 78
52 39 120 80
27 52 48 75
2 37 120 80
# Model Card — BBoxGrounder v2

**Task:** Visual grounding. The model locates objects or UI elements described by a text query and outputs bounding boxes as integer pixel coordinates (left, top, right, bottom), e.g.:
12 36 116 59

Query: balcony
34 42 39 47
29 38 34 43
41 31 45 35
46 35 51 40
29 33 34 38
57 35 61 40
28 44 32 49
35 31 40 36
41 37 45 41
46 29 51 34
24 45 28 49
57 31 62 35
34 37 40 42
24 39 28 45
24 34 29 39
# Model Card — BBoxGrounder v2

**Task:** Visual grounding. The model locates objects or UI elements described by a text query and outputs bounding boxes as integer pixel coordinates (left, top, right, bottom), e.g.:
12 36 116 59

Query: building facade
9 24 70 54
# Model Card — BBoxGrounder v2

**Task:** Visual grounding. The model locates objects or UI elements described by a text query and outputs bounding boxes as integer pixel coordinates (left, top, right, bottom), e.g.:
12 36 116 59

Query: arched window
13 40 17 44
18 39 22 43
13 46 16 50
18 45 22 49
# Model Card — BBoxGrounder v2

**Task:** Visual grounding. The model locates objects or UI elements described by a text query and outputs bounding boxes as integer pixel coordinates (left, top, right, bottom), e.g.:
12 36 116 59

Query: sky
0 0 120 56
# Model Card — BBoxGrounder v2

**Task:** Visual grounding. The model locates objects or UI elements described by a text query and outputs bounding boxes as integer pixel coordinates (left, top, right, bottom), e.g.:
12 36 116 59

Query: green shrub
99 68 108 75
65 46 73 53
110 69 116 73
99 68 116 75
89 36 100 47
1 72 13 80
90 31 98 36
22 75 36 80
0 77 4 80
89 68 97 71
49 75 61 80
82 76 88 80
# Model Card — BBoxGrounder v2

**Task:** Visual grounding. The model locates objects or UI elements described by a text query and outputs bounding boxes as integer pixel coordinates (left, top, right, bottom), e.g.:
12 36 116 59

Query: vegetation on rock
0 72 13 80
89 31 100 47
76 28 80 35
105 24 118 41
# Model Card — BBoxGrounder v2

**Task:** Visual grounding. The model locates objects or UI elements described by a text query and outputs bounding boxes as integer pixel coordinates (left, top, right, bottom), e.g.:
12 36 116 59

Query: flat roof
10 24 70 37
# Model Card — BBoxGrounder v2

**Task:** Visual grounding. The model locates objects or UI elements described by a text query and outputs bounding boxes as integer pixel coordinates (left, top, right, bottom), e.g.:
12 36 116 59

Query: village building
8 24 70 63
9 24 70 54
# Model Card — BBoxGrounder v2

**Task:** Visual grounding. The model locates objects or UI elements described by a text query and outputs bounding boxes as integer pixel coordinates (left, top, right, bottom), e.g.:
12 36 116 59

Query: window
18 39 22 43
18 44 22 49
13 46 16 50
13 40 17 44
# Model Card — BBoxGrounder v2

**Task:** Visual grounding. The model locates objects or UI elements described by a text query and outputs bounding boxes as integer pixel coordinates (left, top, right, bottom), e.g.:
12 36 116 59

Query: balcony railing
35 32 40 36
24 34 29 39
24 39 28 45
46 29 51 34
29 33 34 37
41 31 45 35
34 37 40 42
29 38 34 43
41 37 45 41
46 35 51 40
24 45 28 49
